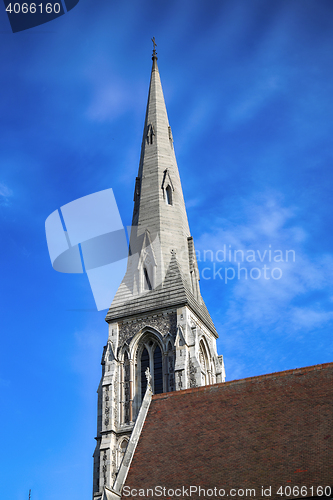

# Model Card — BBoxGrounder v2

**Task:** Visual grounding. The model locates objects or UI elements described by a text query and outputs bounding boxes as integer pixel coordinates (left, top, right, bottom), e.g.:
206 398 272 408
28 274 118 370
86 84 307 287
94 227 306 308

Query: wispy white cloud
196 192 333 335
83 53 145 123
86 80 136 122
290 307 333 330
0 182 12 198
176 96 215 152
184 197 204 209
0 182 13 207
227 74 284 125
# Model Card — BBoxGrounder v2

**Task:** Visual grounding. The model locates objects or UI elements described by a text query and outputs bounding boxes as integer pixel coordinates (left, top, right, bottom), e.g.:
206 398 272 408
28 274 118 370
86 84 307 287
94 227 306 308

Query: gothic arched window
210 361 216 384
123 351 130 424
140 347 150 398
153 345 163 394
137 338 165 404
199 340 209 386
167 342 175 392
117 439 128 469
147 124 155 145
144 267 152 290
166 185 172 205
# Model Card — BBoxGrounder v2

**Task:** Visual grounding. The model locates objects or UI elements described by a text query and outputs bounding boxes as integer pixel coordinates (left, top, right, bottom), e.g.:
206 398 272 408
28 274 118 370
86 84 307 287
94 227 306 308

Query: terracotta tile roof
124 363 333 499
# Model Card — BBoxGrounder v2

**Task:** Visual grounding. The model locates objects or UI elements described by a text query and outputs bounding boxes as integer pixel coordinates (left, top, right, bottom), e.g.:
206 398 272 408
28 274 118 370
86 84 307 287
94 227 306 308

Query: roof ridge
152 361 333 400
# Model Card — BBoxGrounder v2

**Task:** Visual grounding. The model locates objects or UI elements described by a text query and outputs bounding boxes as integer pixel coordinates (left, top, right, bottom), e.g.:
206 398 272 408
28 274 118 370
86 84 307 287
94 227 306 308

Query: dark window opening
147 124 155 145
144 267 152 290
166 185 172 205
154 345 163 394
123 351 130 423
140 348 150 399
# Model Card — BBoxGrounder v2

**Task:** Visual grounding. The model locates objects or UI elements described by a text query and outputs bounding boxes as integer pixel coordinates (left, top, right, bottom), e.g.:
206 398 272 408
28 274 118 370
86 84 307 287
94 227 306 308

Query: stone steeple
132 47 191 275
93 46 225 500
106 45 213 330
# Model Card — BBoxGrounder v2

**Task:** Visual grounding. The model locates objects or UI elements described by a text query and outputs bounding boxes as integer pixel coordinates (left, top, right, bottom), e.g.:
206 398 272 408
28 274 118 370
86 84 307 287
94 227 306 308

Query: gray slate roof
105 252 218 337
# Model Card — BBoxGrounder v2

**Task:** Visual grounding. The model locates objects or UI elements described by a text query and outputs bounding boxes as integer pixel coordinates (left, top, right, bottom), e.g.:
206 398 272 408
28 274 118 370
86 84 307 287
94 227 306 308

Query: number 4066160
6 3 61 14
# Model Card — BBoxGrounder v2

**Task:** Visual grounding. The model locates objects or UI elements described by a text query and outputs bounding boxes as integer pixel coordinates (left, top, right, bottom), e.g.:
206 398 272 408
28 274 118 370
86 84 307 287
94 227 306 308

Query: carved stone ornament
145 367 152 386
177 371 183 388
111 448 117 480
104 385 110 427
102 450 107 486
113 370 118 425
188 359 197 388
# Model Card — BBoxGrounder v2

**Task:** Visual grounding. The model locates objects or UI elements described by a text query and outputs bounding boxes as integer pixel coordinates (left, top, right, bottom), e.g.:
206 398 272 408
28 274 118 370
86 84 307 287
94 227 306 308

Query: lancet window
140 347 150 397
165 185 172 205
153 345 163 394
143 267 152 290
146 124 155 145
199 340 210 386
117 438 128 469
123 351 130 424
167 342 175 392
137 337 165 404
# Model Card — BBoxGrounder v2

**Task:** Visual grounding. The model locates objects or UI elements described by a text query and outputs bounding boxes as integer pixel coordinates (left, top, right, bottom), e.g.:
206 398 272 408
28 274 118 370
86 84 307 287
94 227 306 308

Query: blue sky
1 1 333 499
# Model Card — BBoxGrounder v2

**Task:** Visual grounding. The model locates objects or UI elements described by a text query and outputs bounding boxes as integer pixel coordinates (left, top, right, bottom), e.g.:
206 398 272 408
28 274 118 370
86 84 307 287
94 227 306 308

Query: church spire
131 41 191 281
94 50 225 499
106 46 217 337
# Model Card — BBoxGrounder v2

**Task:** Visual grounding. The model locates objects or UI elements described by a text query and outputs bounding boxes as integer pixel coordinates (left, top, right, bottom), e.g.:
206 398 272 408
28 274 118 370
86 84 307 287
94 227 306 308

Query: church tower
93 45 225 498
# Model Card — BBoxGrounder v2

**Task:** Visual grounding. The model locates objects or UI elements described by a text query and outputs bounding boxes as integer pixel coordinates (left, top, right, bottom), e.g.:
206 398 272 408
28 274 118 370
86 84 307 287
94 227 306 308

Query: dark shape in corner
64 0 79 12
3 0 79 33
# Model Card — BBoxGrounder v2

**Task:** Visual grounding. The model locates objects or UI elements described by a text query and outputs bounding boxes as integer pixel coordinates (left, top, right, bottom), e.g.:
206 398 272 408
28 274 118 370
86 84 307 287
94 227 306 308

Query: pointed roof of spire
106 47 217 337
132 41 191 276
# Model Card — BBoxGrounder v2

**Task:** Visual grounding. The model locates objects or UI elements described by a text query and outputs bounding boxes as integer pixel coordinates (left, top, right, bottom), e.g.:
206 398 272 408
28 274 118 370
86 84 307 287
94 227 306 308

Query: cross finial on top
151 37 157 56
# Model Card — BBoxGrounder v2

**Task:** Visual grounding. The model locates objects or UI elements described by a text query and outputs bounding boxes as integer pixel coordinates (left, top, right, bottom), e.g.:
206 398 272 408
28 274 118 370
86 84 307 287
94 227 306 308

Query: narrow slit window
140 348 150 399
147 124 155 145
166 185 172 205
144 267 152 290
153 345 163 394
118 439 128 468
123 352 130 423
